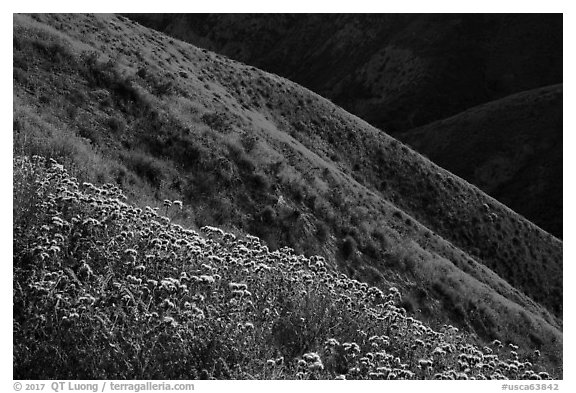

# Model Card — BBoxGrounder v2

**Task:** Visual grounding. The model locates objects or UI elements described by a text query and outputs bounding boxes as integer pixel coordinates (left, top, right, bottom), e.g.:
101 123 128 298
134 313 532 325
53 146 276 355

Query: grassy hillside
401 85 563 238
13 13 562 374
13 155 555 379
126 14 562 134
126 14 563 237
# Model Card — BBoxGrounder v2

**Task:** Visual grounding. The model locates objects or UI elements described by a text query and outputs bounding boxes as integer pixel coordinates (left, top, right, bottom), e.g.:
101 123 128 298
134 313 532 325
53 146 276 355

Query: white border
3 3 572 391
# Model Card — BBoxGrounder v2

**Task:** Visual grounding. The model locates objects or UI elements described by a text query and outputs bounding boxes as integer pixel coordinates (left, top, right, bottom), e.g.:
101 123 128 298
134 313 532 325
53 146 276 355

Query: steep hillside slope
125 13 563 237
13 13 562 372
13 155 555 379
126 14 562 134
401 85 563 238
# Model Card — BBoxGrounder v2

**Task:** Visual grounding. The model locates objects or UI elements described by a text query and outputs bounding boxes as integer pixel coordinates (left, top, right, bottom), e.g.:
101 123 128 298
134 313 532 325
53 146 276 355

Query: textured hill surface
126 13 562 134
13 155 556 379
126 13 563 238
13 13 562 373
401 85 563 238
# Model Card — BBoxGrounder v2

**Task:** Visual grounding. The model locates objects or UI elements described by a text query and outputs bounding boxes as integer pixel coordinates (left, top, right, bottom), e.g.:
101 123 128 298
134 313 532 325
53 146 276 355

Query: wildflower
191 307 205 319
229 282 248 291
192 294 205 302
348 367 360 375
308 361 324 371
303 352 321 363
69 312 80 320
162 298 175 309
418 359 433 369
78 262 93 279
343 342 361 354
432 347 446 356
325 338 340 347
124 248 137 256
199 275 215 284
127 275 142 285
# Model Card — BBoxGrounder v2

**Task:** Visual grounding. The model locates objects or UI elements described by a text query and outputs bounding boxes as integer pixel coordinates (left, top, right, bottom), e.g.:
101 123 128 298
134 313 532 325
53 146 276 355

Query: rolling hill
126 13 562 134
126 13 563 238
400 84 563 238
13 13 563 375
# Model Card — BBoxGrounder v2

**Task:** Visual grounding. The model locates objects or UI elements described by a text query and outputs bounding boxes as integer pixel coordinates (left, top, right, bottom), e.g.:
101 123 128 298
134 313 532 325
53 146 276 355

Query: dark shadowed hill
13 13 562 372
125 13 562 134
401 85 563 238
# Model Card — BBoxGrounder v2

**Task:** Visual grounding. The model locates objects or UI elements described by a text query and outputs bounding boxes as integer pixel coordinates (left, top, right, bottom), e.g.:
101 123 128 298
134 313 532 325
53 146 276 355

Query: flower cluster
13 156 554 380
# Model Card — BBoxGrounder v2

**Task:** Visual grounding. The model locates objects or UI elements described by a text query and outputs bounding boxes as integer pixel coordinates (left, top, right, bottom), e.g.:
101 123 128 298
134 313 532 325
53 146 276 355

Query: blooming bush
13 156 553 380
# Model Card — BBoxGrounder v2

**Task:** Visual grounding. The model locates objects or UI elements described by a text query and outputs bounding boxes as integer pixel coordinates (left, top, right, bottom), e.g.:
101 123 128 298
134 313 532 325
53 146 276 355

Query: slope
13 155 556 379
125 13 562 134
401 85 562 238
125 13 563 237
13 13 562 371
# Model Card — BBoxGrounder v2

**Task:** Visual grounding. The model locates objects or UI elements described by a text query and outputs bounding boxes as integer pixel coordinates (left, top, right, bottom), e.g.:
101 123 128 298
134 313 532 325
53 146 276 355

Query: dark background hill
126 13 563 238
401 84 563 238
126 14 562 134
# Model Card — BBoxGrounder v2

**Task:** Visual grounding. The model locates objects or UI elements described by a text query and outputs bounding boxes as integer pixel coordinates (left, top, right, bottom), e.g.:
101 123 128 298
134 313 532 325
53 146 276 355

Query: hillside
126 14 562 134
124 13 564 240
13 156 554 379
401 85 563 238
13 13 562 375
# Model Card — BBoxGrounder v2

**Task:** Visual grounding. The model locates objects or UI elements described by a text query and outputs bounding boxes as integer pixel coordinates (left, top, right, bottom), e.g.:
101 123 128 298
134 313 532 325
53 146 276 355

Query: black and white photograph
9 2 569 389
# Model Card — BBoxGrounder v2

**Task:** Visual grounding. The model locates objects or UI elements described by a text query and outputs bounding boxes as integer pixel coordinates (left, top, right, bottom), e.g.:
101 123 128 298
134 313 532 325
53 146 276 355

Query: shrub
121 150 166 188
240 133 259 153
202 112 231 133
341 235 357 259
260 205 276 225
249 172 269 191
316 222 329 242
105 116 126 133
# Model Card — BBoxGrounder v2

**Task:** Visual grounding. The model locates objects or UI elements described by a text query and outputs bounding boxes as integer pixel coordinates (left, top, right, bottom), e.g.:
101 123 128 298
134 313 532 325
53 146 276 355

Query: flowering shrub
13 156 553 380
